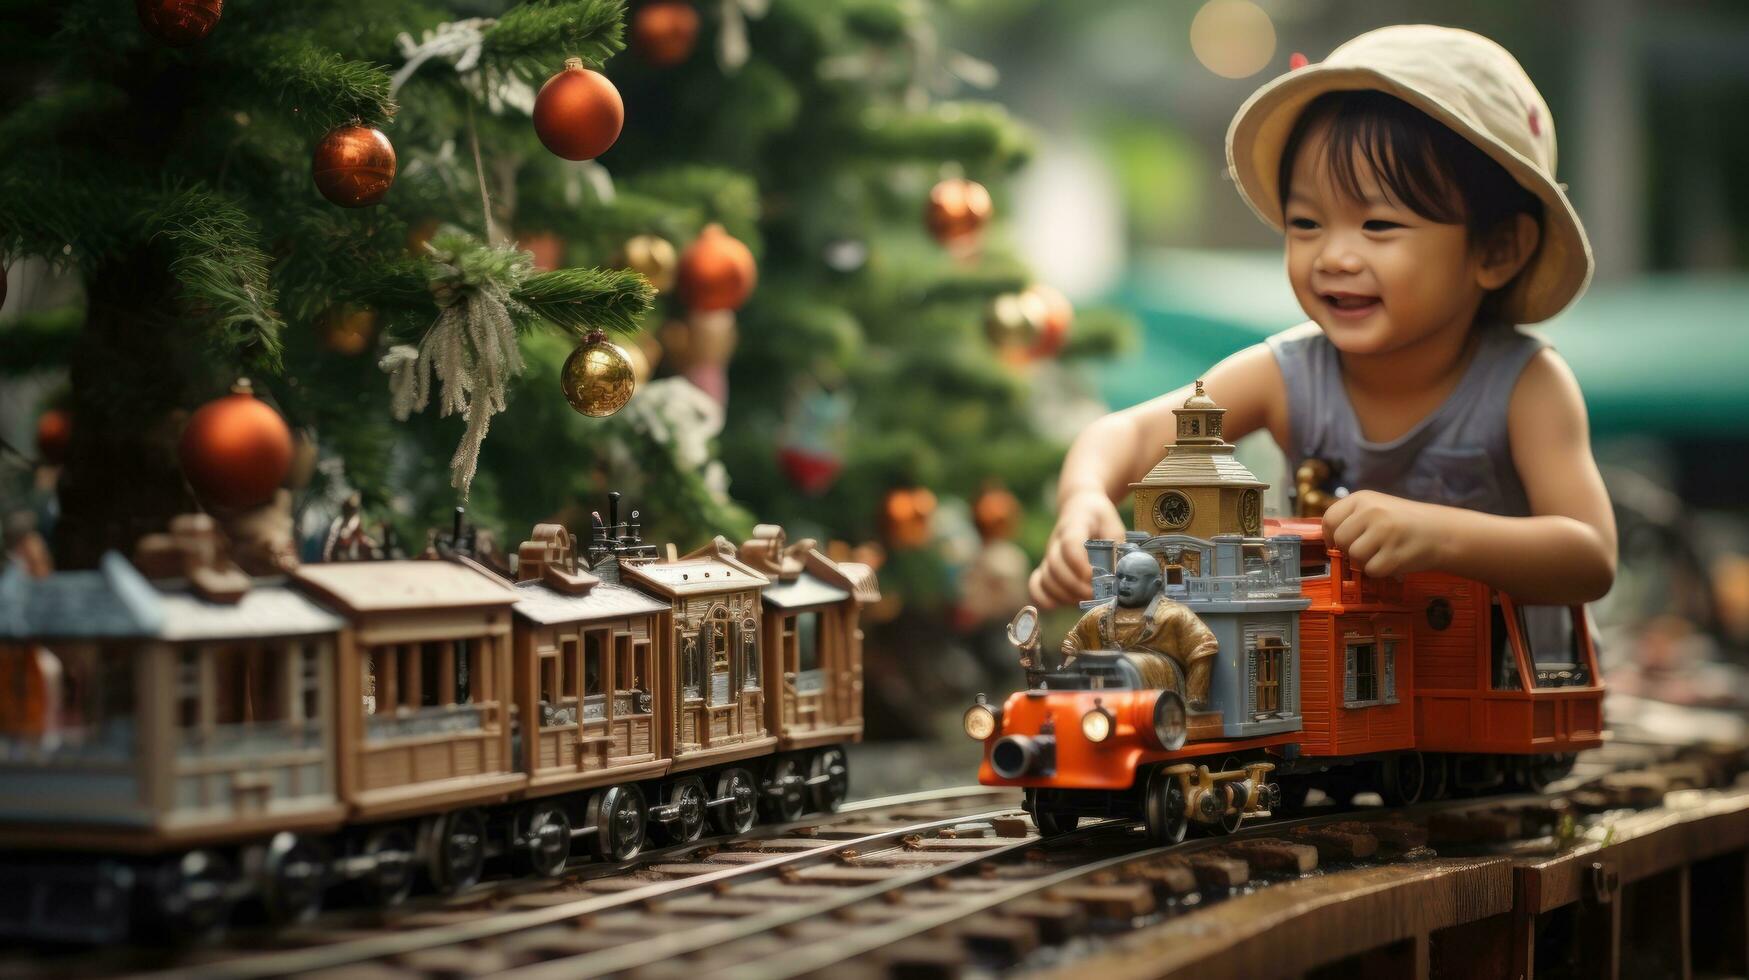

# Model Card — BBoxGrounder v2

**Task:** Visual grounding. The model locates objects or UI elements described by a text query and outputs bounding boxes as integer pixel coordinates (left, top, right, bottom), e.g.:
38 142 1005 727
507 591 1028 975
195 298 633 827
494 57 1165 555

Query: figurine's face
1282 118 1502 357
1113 554 1161 607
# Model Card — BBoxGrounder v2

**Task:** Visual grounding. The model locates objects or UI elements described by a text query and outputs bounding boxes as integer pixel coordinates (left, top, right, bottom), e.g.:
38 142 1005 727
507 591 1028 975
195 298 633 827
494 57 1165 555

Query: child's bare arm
1031 344 1289 608
1444 350 1616 602
1323 350 1616 604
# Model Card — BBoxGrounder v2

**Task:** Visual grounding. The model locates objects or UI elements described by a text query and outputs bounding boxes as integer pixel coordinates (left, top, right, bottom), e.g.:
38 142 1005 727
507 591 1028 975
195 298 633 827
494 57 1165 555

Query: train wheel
589 784 648 862
762 756 807 823
147 849 236 942
657 777 708 845
260 832 327 925
363 826 416 906
1216 755 1248 834
1519 753 1576 794
1143 768 1189 845
516 803 572 877
1423 754 1451 801
422 808 487 894
1033 810 1080 836
808 747 850 814
1380 752 1427 807
712 768 759 835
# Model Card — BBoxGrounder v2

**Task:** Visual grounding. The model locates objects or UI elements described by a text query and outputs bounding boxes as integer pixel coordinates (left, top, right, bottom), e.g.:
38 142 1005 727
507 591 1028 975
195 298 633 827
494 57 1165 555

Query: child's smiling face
1282 117 1498 357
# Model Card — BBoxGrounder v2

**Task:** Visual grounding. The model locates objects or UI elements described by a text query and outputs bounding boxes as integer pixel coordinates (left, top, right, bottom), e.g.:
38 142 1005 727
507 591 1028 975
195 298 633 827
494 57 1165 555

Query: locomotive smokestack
608 492 621 543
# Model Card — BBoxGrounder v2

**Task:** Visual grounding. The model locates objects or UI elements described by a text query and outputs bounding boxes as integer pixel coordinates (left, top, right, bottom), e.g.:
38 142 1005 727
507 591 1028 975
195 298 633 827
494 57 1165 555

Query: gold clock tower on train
1131 380 1267 540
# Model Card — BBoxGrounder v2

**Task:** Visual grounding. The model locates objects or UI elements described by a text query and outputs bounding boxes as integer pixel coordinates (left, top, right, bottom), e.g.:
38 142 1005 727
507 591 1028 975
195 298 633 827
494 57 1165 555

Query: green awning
1099 249 1749 437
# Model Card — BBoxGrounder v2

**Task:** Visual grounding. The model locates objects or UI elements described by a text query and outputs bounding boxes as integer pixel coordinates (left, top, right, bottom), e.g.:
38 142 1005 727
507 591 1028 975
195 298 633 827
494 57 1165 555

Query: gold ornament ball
1024 283 1074 358
621 233 679 292
317 305 377 356
136 0 223 46
984 290 1046 350
313 124 397 208
561 332 637 417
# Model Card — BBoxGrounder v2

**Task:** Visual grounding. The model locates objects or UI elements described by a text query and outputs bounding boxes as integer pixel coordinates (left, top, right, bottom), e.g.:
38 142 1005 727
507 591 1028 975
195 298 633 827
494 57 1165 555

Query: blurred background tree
0 0 1136 735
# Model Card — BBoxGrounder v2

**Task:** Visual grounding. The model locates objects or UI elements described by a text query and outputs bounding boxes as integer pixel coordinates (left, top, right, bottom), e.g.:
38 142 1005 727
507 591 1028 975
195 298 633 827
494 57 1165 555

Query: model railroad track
72 787 1018 980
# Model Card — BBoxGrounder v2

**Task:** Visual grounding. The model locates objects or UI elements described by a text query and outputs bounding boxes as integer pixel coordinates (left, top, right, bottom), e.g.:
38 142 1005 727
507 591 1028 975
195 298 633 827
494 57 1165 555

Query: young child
1031 25 1616 610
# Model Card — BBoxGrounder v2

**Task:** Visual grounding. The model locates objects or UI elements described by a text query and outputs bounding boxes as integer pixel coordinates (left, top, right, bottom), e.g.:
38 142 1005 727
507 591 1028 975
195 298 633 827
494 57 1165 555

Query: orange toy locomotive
0 498 876 942
967 390 1602 842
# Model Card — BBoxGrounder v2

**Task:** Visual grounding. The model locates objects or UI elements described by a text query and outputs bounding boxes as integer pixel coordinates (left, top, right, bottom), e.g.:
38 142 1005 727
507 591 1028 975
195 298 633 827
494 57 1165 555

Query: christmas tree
0 0 1129 636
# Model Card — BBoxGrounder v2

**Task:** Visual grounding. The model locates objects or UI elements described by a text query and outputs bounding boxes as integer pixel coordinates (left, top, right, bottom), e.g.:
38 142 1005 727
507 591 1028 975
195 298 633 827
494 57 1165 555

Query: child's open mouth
1321 292 1381 320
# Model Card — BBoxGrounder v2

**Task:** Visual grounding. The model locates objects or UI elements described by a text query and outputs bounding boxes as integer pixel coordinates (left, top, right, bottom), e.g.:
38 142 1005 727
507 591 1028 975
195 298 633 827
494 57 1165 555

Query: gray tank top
1264 320 1549 517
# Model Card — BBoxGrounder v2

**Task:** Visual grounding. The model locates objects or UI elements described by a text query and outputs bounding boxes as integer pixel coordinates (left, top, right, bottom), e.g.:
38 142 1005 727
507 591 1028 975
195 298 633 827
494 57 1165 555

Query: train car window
1520 605 1586 688
540 650 559 704
179 648 202 729
300 646 320 727
213 644 286 724
708 607 731 674
1343 640 1378 705
1490 603 1525 690
797 611 821 674
741 619 759 687
681 633 702 699
1382 638 1399 702
1252 635 1285 714
630 638 651 702
583 631 605 696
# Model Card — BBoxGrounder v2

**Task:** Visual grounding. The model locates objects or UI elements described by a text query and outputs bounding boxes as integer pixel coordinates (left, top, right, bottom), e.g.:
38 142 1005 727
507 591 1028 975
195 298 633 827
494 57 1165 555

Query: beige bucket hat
1226 24 1593 324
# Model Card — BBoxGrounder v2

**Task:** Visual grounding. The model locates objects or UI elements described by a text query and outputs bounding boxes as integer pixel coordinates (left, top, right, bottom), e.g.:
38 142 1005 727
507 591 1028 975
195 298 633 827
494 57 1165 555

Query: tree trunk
51 250 198 569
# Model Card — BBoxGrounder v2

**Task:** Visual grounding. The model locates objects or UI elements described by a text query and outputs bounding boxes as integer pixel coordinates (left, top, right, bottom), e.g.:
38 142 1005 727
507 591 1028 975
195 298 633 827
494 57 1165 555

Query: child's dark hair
1276 90 1543 245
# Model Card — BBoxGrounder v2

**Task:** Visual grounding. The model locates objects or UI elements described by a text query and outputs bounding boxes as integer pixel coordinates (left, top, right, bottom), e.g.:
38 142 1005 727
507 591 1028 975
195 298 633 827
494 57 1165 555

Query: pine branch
514 266 653 335
226 34 398 134
855 102 1032 170
482 0 628 82
142 187 285 370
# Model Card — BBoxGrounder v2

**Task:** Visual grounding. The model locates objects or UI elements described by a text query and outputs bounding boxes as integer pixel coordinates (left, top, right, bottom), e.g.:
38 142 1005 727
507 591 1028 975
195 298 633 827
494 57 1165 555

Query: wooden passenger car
291 557 520 821
621 538 775 771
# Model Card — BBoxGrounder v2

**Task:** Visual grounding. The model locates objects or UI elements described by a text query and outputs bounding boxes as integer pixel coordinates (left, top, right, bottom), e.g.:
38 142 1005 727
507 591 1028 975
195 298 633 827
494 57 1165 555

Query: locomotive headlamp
1080 703 1114 743
1150 690 1188 751
963 696 999 741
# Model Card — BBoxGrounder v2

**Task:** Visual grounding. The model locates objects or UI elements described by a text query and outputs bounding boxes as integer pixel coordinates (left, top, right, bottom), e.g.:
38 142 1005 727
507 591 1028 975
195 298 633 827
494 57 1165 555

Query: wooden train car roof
761 574 850 610
154 580 345 640
0 552 164 640
1133 447 1264 488
804 551 881 604
293 559 519 614
621 538 769 598
513 579 670 625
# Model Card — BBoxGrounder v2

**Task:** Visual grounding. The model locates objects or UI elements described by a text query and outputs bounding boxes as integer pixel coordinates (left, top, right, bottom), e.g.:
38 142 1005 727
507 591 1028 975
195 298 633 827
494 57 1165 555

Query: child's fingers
1344 523 1386 568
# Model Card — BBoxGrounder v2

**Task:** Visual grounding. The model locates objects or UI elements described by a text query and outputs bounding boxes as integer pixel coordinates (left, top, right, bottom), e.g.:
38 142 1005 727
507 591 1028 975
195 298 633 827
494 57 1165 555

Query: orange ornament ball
634 2 700 67
925 178 992 245
313 124 396 208
678 224 758 312
35 409 71 465
136 0 222 46
881 487 938 550
519 231 567 272
178 381 293 510
533 59 624 161
972 484 1022 542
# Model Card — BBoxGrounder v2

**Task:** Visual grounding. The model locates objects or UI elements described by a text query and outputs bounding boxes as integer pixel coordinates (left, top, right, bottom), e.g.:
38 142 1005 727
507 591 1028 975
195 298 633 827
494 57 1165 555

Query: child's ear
1476 213 1541 291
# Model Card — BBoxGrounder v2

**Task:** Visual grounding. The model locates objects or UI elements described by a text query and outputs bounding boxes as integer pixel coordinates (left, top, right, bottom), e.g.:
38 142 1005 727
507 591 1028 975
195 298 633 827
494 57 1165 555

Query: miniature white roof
620 554 769 597
155 580 345 640
0 552 164 639
513 580 670 625
293 559 518 614
762 574 849 610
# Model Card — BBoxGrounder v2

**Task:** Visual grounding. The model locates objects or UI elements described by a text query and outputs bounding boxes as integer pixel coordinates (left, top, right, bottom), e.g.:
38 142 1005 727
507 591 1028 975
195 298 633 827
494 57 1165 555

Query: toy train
0 498 876 942
967 386 1603 842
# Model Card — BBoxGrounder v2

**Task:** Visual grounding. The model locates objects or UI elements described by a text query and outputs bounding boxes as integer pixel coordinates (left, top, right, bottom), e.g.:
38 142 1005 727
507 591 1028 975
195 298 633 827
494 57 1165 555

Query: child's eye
1363 220 1404 232
1288 217 1319 231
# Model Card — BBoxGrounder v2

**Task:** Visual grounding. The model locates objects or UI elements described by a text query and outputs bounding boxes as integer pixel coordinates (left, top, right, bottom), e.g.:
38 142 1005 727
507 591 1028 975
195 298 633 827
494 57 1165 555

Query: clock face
1240 489 1262 535
1155 491 1192 530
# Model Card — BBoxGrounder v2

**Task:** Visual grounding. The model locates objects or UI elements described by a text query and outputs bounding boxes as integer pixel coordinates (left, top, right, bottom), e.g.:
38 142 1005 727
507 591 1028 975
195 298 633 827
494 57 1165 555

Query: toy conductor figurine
1061 551 1218 709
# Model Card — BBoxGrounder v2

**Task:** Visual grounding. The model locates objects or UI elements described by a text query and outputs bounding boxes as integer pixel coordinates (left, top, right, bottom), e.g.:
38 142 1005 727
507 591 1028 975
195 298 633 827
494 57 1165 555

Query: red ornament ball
178 381 293 509
136 0 223 46
778 446 841 496
533 59 624 161
678 224 758 312
634 2 700 67
313 124 397 208
35 409 71 466
925 178 993 245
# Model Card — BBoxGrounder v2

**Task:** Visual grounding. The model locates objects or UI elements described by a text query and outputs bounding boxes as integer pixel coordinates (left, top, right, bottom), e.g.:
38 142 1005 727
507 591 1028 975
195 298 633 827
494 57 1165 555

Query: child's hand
1322 490 1452 579
1029 489 1127 609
